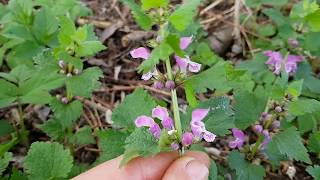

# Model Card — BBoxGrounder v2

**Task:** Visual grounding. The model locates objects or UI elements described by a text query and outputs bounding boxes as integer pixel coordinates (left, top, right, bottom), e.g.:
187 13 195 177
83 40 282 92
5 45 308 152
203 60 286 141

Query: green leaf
208 160 218 180
141 0 168 10
121 128 160 166
298 114 317 134
286 80 303 98
0 79 18 108
234 90 268 129
0 136 18 157
263 8 286 26
0 152 12 176
32 7 58 44
50 99 83 128
112 88 157 129
193 42 219 66
228 151 265 180
265 140 286 168
138 42 173 73
169 0 202 31
288 99 320 116
40 119 65 142
24 142 73 180
121 0 153 30
261 0 288 6
96 129 130 163
70 126 95 146
270 127 311 163
0 120 14 137
257 24 276 37
305 10 320 31
66 67 103 98
76 41 106 57
183 97 234 136
307 166 320 180
308 131 320 153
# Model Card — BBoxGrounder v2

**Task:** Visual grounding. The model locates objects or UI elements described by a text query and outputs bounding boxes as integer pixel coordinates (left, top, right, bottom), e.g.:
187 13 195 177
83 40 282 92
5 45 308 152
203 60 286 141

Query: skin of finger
72 152 179 180
72 151 210 180
162 156 210 180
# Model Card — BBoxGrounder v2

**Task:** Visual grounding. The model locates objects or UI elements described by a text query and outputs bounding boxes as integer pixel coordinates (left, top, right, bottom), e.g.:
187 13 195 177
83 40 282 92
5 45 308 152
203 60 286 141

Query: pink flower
175 55 201 73
190 109 216 142
135 116 161 138
263 50 304 75
130 47 158 81
171 143 179 150
130 47 150 59
254 125 263 133
229 128 245 149
285 55 304 74
152 106 174 130
180 36 193 50
264 50 282 74
261 130 271 149
182 132 194 146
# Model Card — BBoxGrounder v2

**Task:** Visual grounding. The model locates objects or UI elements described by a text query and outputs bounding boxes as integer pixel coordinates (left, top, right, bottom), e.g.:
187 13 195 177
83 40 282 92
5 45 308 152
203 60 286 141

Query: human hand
73 151 211 180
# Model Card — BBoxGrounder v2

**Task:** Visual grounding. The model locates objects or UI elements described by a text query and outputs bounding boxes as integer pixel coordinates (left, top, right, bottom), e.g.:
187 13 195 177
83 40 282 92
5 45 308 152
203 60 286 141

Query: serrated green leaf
271 127 311 163
208 160 218 180
112 88 157 129
66 67 103 98
70 126 95 146
0 152 12 176
121 128 160 166
288 99 320 116
96 129 130 163
24 142 73 180
121 0 153 30
234 90 268 129
182 97 234 136
261 0 288 6
298 114 317 134
76 41 106 57
40 118 65 142
50 99 83 128
263 8 286 26
169 0 202 31
138 42 173 73
228 151 265 180
257 24 276 37
307 166 320 180
193 42 219 66
265 140 286 168
141 0 168 10
308 131 320 153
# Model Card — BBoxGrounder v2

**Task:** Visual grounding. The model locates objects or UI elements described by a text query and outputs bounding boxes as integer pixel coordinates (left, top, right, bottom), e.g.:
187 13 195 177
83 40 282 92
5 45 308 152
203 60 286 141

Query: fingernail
185 159 209 180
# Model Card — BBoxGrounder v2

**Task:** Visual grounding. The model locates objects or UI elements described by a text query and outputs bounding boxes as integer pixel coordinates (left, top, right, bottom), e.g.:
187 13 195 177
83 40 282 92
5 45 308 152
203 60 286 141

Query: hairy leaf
121 128 160 166
306 166 320 179
0 152 12 176
24 142 73 180
112 88 157 129
228 151 265 180
141 0 168 10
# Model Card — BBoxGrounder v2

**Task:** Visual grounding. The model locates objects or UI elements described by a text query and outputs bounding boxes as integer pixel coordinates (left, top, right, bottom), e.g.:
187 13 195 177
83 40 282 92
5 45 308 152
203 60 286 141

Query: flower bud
153 81 164 89
253 125 263 133
66 73 72 77
73 69 80 75
275 106 282 113
58 60 65 68
165 80 175 90
271 120 280 129
262 130 269 137
288 38 299 48
61 97 68 104
59 69 66 74
260 112 270 122
171 143 179 150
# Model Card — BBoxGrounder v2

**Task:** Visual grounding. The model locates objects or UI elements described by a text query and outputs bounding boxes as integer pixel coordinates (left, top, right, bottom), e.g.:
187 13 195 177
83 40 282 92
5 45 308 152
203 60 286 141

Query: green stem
249 135 263 159
165 58 182 139
17 102 28 145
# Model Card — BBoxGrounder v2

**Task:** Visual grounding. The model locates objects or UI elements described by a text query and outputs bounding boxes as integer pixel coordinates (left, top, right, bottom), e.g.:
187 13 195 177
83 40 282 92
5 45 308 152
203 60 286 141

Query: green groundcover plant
0 0 320 179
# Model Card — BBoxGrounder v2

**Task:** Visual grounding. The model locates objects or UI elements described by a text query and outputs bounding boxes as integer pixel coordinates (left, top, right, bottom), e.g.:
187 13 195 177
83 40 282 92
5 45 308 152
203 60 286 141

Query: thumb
162 156 209 180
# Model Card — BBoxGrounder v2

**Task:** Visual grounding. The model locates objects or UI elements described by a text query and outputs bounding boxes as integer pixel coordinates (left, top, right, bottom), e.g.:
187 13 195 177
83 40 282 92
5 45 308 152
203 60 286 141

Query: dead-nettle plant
0 0 105 156
116 0 320 179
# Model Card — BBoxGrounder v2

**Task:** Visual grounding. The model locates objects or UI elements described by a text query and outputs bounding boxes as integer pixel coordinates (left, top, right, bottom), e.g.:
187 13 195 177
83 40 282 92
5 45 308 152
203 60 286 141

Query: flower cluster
130 36 201 90
58 60 80 77
135 106 216 150
263 51 304 75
